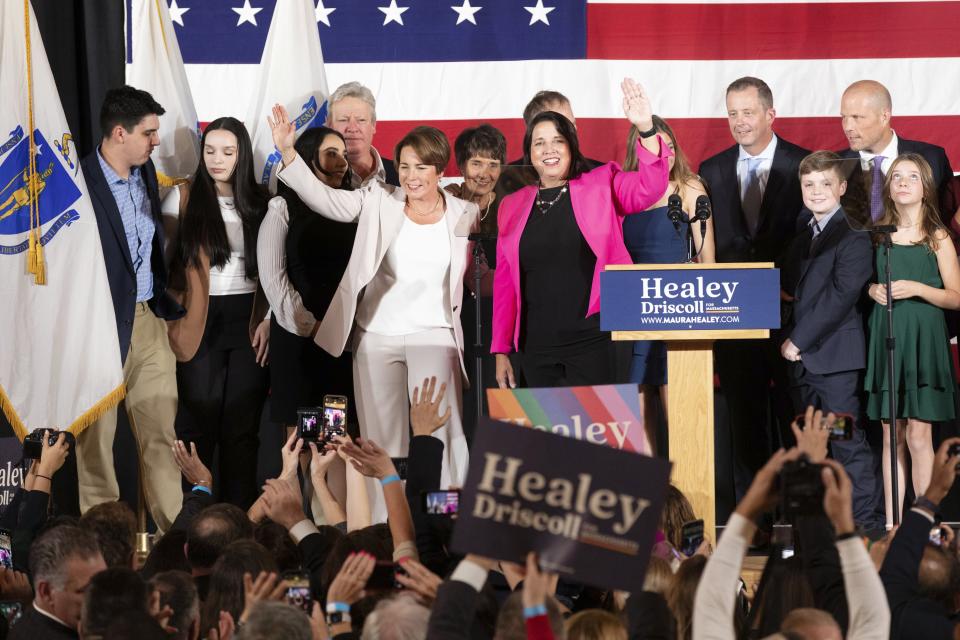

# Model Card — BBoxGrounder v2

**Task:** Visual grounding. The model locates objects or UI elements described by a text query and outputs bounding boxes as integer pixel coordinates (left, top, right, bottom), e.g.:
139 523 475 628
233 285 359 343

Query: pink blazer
491 139 671 353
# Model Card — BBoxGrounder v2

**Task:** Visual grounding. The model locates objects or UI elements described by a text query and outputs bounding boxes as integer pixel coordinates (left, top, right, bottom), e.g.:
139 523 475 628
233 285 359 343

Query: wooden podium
601 263 780 539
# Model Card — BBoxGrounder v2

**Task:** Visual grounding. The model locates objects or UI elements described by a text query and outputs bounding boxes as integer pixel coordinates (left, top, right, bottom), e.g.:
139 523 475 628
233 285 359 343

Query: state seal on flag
0 127 81 255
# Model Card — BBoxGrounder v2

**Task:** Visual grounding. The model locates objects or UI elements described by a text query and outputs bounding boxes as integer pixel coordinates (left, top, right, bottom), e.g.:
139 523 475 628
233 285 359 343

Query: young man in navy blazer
78 86 184 531
780 150 881 530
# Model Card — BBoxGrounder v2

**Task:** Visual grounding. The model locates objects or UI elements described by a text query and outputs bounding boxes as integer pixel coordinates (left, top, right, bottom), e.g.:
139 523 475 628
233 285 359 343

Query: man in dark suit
326 81 400 187
9 526 106 640
78 86 184 531
840 80 953 225
699 77 809 498
780 151 881 529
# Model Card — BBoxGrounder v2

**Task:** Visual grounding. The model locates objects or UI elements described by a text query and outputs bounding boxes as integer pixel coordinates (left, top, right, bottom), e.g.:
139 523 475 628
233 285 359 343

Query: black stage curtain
32 0 125 158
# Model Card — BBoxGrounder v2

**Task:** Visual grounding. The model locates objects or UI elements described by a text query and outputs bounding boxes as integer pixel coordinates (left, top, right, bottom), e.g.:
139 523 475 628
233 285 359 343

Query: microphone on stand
695 195 711 241
666 193 684 233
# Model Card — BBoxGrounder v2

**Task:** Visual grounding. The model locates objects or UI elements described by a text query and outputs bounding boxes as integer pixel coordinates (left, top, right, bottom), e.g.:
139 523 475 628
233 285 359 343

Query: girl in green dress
865 153 960 527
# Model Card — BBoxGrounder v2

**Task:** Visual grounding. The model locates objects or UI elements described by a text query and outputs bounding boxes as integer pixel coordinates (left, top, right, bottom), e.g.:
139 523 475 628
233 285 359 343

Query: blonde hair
565 609 627 640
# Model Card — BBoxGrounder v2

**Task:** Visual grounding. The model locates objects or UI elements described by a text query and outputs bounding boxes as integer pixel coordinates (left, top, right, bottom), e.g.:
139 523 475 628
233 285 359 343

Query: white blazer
277 155 479 380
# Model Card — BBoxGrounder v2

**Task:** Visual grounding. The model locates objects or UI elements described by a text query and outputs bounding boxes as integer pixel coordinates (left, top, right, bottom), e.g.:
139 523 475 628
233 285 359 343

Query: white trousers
352 327 468 522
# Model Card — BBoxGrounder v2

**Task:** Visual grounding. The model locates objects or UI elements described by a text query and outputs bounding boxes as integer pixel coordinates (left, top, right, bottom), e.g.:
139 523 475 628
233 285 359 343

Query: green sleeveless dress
866 243 956 421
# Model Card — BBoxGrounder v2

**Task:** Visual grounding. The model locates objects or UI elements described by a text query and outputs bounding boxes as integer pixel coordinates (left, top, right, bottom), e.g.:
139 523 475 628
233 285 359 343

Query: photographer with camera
880 437 960 640
693 440 889 639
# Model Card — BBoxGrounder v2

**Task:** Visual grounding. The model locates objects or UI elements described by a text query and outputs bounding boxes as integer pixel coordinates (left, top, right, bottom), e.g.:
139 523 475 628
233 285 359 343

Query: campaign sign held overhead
452 418 671 592
600 266 780 332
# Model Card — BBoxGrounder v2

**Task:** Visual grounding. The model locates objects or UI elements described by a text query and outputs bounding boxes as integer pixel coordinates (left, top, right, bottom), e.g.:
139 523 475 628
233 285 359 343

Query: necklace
535 182 568 215
406 192 443 217
478 192 494 222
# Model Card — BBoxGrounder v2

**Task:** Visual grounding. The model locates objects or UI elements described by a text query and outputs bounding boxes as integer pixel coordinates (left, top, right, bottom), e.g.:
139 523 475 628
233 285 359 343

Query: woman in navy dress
622 116 714 454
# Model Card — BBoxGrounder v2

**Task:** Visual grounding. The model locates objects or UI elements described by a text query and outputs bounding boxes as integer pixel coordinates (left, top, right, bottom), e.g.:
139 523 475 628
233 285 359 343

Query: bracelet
192 484 212 495
380 474 401 486
35 474 52 481
326 601 350 614
637 125 658 139
835 531 860 542
523 604 548 619
915 495 941 516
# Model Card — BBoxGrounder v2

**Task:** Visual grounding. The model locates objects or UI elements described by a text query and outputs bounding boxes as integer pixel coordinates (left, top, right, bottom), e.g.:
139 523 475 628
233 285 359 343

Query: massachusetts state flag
1 0 124 437
131 0 958 173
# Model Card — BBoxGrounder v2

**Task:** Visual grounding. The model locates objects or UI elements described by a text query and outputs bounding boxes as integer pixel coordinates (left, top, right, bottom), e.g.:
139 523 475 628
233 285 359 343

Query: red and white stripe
150 0 960 174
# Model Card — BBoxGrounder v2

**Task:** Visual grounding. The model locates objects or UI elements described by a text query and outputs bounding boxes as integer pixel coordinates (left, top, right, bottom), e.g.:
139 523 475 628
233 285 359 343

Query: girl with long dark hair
164 116 271 509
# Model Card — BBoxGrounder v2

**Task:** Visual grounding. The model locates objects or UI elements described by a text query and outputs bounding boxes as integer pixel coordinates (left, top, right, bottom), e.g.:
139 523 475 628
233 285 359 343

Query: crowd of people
6 70 960 638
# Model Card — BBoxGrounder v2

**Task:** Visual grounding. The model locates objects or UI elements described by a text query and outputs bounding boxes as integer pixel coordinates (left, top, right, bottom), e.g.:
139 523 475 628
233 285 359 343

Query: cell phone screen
297 408 322 441
828 415 854 441
679 519 704 556
323 396 348 440
284 573 312 613
423 490 460 515
0 529 11 569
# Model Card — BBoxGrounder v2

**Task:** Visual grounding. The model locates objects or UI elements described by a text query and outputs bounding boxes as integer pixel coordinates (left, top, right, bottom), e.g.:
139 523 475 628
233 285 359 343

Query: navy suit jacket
81 151 183 364
699 136 810 263
840 136 953 226
382 157 400 186
780 208 873 374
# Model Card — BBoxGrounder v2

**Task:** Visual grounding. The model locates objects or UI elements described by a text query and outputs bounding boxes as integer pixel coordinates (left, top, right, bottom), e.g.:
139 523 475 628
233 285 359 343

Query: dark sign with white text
600 267 780 331
451 418 672 591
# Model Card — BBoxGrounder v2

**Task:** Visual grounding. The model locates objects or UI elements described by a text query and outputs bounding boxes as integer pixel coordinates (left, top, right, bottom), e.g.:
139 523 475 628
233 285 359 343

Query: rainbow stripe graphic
486 384 648 455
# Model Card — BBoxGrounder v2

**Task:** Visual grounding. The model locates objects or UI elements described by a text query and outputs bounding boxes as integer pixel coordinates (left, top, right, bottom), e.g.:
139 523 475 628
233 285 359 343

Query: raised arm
612 79 670 214
268 103 365 223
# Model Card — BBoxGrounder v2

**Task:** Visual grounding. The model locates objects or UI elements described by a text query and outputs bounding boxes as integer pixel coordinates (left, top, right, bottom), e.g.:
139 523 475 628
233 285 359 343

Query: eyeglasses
890 172 921 184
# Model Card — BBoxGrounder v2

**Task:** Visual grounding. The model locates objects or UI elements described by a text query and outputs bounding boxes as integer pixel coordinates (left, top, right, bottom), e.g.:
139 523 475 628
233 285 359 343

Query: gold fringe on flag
0 383 126 441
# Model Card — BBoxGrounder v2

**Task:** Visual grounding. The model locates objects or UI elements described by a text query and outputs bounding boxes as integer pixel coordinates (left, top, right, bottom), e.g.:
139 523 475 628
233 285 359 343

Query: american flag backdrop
128 0 960 175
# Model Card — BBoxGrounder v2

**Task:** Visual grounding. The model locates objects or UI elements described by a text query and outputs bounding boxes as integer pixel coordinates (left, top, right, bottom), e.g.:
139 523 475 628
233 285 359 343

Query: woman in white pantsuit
268 105 477 521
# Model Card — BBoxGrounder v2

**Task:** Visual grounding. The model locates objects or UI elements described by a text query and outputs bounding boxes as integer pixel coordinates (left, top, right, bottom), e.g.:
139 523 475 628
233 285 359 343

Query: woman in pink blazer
493 78 671 388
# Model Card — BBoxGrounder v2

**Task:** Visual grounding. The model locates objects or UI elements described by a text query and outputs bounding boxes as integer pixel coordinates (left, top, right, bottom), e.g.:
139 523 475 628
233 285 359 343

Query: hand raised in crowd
790 406 831 464
0 567 32 604
921 437 960 505
326 551 377 606
734 447 804 521
260 478 306 530
251 318 270 367
173 439 213 488
821 459 856 536
39 430 69 475
238 571 288 624
521 552 558 610
411 376 452 437
495 353 516 389
394 558 442 605
780 338 801 362
309 441 339 485
338 437 397 480
620 77 654 131
868 283 888 305
148 590 177 635
206 610 235 640
267 103 297 167
279 430 306 482
310 602 329 640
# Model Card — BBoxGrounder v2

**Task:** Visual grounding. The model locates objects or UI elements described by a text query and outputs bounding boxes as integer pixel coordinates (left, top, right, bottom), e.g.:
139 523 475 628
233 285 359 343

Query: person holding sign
492 79 670 388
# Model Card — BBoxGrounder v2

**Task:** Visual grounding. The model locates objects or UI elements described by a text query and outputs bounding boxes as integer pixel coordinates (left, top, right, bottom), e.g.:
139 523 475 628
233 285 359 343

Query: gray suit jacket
277 155 478 381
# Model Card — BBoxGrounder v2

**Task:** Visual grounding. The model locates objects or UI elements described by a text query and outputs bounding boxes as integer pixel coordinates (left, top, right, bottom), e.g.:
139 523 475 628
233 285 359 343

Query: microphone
666 193 684 233
695 195 711 239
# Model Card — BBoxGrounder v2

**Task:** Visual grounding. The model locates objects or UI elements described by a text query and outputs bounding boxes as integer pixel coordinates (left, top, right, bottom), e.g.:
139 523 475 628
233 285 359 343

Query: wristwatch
915 495 941 516
327 611 352 625
637 125 658 139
